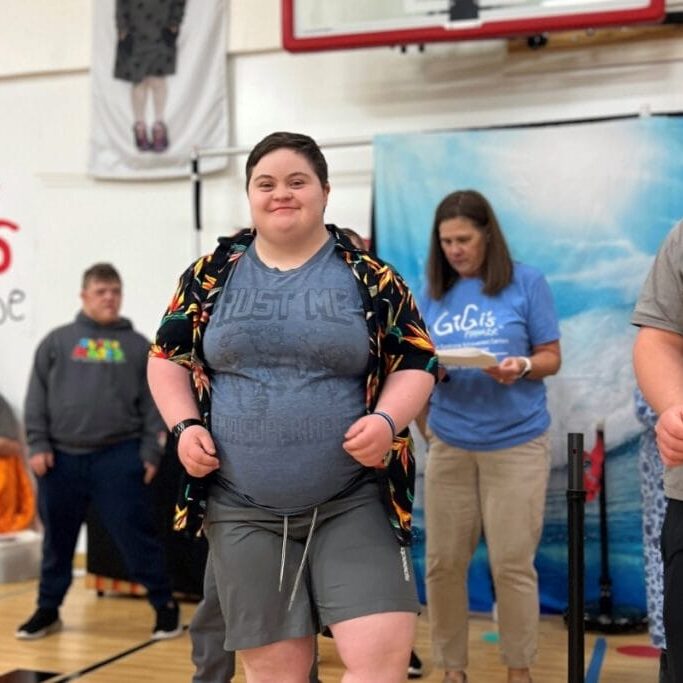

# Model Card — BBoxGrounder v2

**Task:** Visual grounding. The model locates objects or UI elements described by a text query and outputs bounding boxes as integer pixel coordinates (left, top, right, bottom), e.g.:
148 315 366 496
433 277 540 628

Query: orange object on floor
0 454 35 532
85 574 146 596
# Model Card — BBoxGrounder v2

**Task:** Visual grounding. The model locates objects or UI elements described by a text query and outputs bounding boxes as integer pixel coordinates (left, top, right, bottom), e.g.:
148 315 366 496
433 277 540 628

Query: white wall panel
228 0 281 53
0 0 91 77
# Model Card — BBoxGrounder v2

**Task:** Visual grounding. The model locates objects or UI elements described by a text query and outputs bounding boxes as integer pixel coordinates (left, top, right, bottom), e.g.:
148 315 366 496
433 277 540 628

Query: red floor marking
615 645 661 658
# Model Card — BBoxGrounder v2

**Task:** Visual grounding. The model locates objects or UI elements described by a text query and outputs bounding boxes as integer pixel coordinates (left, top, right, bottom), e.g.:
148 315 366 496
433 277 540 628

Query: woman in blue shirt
418 190 561 683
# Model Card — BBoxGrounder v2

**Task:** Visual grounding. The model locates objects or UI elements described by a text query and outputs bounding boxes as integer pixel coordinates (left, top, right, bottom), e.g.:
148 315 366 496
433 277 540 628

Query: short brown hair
82 263 121 289
245 131 328 191
425 190 513 299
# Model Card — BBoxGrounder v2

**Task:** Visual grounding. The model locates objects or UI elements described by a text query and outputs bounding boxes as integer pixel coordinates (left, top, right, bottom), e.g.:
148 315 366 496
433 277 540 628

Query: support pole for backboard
191 149 201 258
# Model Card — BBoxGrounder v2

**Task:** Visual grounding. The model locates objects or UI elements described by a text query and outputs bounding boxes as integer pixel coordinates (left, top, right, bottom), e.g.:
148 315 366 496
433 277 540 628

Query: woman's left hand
485 356 525 386
343 414 394 467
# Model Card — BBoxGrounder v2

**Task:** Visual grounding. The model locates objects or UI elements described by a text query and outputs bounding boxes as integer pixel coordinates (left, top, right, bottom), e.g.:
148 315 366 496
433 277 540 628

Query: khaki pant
425 431 550 670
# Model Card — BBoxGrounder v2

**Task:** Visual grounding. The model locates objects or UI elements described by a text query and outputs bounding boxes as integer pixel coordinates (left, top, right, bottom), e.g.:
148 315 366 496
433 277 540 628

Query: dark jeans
37 439 173 610
662 498 683 683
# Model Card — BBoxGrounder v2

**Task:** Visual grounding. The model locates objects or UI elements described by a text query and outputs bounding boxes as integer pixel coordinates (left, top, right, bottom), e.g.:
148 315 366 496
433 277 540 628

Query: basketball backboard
281 0 666 52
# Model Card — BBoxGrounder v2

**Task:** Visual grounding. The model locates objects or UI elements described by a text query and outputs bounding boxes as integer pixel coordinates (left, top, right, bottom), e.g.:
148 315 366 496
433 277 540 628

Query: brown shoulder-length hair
426 189 513 299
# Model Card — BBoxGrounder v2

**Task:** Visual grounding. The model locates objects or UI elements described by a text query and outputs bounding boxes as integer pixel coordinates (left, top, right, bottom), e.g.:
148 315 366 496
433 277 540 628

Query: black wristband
171 418 204 439
373 410 397 438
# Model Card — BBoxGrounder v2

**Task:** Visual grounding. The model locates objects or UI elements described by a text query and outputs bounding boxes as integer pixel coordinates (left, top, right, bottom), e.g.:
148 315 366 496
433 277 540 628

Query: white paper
436 347 498 369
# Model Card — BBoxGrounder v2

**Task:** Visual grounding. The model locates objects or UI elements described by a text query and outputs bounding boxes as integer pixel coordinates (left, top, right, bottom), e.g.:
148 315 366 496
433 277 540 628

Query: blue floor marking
585 636 607 683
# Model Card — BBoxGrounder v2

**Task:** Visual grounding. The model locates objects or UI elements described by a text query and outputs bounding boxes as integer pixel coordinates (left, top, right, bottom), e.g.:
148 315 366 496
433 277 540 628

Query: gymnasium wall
1 0 682 421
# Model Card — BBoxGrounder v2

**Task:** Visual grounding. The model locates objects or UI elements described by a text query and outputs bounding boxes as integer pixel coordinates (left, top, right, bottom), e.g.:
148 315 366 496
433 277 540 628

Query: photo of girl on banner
114 0 186 154
89 0 228 179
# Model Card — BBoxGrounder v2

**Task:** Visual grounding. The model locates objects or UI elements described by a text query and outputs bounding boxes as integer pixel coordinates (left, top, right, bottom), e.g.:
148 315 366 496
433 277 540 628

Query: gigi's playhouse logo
72 338 126 363
433 304 499 339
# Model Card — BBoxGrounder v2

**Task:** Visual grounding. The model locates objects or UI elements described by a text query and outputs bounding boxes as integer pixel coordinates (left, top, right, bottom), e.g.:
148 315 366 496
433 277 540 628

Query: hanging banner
374 116 683 612
0 173 37 411
88 0 228 179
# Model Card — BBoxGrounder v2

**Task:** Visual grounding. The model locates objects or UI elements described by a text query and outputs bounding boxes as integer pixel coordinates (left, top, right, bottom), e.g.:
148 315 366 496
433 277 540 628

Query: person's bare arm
634 327 683 413
147 357 218 477
634 326 683 466
374 369 435 433
343 369 435 467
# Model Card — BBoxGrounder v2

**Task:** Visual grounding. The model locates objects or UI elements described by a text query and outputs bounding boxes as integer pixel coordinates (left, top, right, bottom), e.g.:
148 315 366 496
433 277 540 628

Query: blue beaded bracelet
373 410 397 438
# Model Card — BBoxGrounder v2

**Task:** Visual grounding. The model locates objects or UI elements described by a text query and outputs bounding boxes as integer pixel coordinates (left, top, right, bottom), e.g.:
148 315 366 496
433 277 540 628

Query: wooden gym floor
0 574 659 682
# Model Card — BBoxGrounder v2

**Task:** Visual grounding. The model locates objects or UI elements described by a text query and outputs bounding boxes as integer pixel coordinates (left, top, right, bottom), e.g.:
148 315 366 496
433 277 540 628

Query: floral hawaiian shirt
150 225 438 545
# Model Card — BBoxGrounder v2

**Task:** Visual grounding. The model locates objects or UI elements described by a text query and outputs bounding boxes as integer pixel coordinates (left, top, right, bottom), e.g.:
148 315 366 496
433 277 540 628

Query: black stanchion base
583 603 649 634
563 604 649 634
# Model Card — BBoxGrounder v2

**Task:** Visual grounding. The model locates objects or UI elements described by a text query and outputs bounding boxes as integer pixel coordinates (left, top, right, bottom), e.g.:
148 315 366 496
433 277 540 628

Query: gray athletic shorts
204 480 419 650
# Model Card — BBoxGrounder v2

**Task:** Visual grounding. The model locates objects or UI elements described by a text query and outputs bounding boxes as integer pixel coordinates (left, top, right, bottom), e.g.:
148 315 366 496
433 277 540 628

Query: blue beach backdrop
373 116 683 612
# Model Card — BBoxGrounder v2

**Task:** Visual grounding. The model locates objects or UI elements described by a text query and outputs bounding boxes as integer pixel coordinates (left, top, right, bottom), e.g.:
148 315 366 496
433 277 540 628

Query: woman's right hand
177 425 219 477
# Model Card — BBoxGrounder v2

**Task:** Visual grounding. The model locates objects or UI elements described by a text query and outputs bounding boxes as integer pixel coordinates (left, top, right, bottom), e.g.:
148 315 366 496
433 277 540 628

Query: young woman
114 0 185 152
148 131 438 683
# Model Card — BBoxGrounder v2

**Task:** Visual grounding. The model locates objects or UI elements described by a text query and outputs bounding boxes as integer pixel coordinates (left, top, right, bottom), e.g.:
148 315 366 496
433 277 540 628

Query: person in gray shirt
633 220 683 683
16 263 181 642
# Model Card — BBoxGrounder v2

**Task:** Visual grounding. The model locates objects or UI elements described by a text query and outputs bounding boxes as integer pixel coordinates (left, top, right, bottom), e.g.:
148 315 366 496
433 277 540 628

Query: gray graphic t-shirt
204 237 370 514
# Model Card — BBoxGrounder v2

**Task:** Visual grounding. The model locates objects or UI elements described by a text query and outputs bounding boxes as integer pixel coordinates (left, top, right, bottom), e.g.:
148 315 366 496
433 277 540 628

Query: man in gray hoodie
16 262 181 641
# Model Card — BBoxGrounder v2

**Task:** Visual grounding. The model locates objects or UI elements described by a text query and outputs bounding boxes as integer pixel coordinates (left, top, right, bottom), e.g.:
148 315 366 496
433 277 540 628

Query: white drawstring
279 515 289 593
287 507 318 611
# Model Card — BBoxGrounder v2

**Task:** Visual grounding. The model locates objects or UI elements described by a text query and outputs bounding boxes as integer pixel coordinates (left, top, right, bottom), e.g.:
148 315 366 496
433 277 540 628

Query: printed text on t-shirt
433 304 500 339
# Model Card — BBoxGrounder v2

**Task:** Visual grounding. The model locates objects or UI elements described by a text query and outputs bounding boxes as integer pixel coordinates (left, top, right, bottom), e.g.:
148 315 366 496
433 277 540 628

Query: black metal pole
583 428 648 634
191 153 202 259
595 428 613 616
191 153 201 232
567 432 585 683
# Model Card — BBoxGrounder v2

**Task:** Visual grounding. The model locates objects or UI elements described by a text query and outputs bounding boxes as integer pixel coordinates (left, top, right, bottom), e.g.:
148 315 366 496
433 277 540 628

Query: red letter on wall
0 220 19 274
